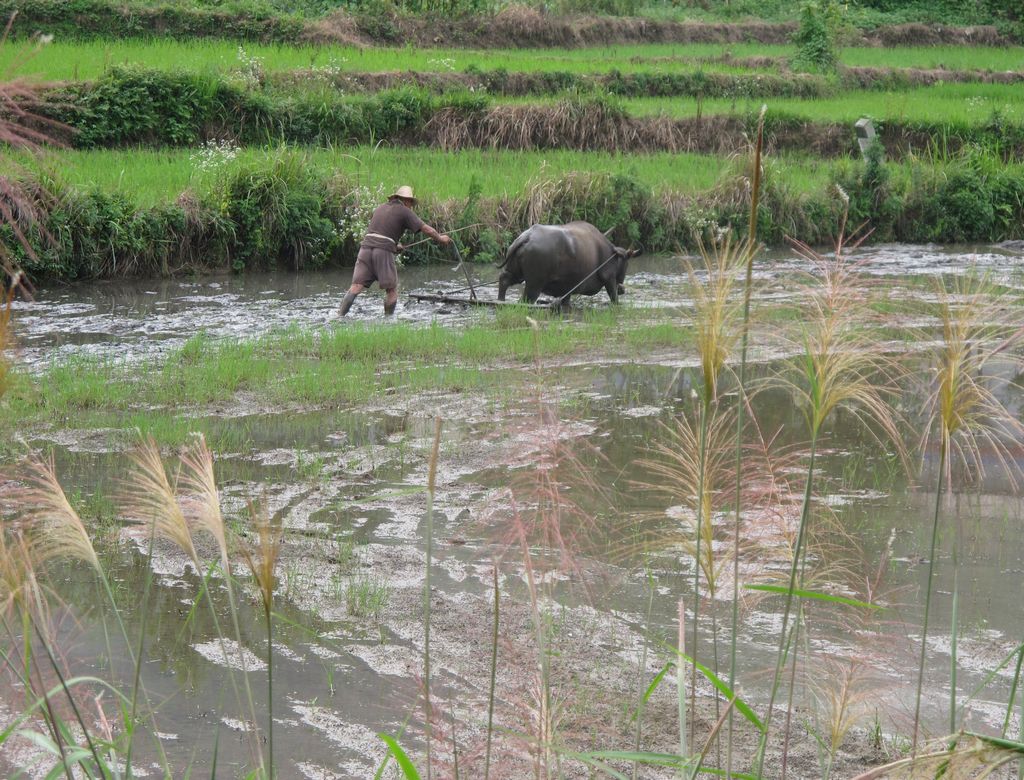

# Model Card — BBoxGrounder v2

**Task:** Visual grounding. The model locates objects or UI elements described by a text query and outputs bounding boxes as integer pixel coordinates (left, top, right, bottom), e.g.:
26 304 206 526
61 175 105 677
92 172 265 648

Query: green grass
6 39 1024 81
345 576 390 619
7 309 692 442
21 146 834 206
618 81 1024 125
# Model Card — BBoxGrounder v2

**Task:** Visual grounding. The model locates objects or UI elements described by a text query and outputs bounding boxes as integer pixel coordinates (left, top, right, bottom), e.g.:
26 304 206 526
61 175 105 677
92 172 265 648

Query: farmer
338 186 451 317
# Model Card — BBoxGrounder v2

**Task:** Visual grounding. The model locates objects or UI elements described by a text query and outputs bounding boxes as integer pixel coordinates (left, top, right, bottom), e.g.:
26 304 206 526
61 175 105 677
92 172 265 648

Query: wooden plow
407 290 553 309
409 242 555 309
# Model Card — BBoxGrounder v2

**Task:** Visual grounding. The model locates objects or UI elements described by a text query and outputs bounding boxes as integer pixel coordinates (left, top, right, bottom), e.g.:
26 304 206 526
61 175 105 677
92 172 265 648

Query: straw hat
390 185 418 205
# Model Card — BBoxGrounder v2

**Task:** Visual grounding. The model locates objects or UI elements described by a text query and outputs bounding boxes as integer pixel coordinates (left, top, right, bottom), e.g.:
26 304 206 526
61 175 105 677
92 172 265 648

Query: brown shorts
352 247 398 290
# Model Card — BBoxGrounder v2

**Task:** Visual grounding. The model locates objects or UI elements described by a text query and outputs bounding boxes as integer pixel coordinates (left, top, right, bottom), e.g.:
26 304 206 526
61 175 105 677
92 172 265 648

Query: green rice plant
620 81 1024 127
7 38 1024 83
346 575 390 619
910 272 1024 753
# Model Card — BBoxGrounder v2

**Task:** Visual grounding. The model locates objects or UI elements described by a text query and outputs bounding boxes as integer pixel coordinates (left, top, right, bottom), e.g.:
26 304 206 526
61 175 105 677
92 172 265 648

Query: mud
7 248 1024 778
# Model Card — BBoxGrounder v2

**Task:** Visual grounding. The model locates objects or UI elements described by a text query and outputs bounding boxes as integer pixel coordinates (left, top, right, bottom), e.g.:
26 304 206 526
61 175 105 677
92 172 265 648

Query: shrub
833 138 904 240
900 147 1024 243
791 0 847 73
64 68 249 148
219 151 341 271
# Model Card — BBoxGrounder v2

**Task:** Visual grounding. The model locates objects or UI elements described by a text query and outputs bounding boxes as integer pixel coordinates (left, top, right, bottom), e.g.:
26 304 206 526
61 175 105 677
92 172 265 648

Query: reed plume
688 233 748 404
178 434 232 569
14 454 100 573
122 436 265 774
241 502 283 780
124 437 198 565
679 226 753 747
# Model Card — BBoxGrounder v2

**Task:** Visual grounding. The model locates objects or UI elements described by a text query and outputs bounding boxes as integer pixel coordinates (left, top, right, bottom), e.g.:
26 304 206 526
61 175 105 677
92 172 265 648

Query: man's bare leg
383 287 398 316
338 283 365 316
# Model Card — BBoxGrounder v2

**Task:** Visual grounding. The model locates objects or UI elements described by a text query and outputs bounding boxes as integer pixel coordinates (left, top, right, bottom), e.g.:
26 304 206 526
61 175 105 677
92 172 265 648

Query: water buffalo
497 221 639 306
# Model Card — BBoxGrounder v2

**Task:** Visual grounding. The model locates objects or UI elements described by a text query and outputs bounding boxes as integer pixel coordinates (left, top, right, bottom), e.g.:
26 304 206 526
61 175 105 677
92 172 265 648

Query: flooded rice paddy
7 244 1024 778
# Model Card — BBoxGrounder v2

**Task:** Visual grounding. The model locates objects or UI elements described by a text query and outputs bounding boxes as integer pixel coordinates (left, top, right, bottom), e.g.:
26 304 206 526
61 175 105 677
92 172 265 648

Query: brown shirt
366 200 424 244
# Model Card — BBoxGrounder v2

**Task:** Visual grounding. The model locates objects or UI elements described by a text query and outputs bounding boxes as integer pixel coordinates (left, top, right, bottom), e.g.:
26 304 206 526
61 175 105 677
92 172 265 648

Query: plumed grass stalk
13 453 174 774
124 436 264 774
178 435 263 771
728 116 765 616
24 585 107 773
484 560 499 780
725 103 765 778
632 566 656 780
0 533 74 780
755 217 904 777
683 220 752 746
0 473 128 777
911 272 1024 754
17 454 101 575
424 417 442 780
240 505 283 780
121 437 182 776
677 599 687 766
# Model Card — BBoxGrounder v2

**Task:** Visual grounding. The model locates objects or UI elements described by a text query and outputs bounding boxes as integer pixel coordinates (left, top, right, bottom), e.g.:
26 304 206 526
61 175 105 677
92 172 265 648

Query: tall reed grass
911 273 1024 753
754 217 905 777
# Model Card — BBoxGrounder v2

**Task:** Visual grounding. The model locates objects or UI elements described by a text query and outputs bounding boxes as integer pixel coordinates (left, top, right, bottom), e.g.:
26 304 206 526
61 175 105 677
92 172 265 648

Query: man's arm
420 223 451 245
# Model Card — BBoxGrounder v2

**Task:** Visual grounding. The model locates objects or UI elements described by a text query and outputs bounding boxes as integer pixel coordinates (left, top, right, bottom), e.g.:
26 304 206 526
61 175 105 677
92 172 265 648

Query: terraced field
8 26 1020 281
4 2 1024 780
8 39 1024 79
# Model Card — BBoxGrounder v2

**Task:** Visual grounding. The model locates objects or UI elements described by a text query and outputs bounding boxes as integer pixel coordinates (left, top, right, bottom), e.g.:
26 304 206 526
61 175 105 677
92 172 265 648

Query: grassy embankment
2 33 1019 283
3 8 1022 284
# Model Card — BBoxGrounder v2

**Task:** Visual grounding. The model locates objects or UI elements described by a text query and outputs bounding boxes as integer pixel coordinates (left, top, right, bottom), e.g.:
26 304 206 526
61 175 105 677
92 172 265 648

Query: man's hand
396 243 406 253
437 234 452 246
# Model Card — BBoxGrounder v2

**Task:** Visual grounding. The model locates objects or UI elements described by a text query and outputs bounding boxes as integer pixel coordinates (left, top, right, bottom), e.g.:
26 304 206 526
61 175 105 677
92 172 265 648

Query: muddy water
11 244 1024 778
16 243 1024 368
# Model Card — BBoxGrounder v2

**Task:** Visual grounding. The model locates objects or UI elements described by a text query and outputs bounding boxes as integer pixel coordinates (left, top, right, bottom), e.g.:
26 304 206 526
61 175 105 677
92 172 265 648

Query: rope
450 242 477 300
423 251 617 304
555 251 618 304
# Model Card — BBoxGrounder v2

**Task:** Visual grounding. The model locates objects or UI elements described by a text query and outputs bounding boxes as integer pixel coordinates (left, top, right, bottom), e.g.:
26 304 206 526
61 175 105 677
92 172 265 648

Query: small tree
791 0 847 73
